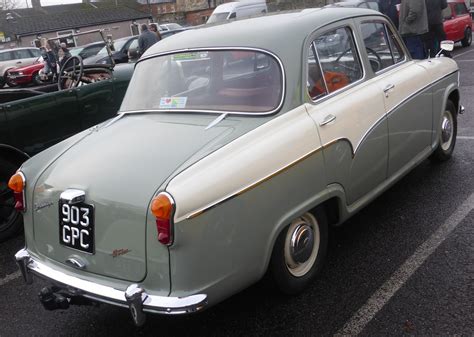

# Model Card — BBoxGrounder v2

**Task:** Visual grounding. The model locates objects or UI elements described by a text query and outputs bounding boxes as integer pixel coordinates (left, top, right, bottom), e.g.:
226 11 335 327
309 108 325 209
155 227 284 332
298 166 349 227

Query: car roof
144 7 380 59
0 47 38 53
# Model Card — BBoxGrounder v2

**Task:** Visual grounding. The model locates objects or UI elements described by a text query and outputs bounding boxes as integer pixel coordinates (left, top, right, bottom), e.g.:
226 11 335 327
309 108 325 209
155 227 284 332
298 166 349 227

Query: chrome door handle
383 83 395 97
319 114 336 126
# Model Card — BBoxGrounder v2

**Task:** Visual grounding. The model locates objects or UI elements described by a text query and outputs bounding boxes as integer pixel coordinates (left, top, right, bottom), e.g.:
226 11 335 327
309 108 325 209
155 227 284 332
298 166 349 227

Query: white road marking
336 192 474 336
453 48 474 59
458 136 474 140
0 270 21 287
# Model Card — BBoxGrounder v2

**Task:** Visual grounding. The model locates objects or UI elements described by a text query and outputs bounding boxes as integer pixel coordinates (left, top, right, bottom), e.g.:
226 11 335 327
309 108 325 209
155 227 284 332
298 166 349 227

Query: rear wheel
430 100 457 162
0 158 23 242
462 28 472 47
269 209 328 294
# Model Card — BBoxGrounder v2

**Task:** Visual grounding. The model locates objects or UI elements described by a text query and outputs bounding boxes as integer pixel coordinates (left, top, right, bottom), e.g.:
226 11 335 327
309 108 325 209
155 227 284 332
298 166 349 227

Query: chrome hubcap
290 224 314 264
284 213 320 277
440 111 453 151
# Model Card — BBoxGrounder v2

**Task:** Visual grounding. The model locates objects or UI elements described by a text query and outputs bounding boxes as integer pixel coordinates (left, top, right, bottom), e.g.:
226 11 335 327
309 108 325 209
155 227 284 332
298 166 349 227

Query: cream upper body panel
415 57 459 84
305 76 386 155
167 106 322 223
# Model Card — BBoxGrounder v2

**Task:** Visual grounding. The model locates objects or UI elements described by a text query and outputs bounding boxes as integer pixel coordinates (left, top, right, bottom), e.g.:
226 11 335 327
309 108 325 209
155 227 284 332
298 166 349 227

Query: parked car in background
12 7 461 327
332 0 380 10
158 23 183 31
5 59 45 87
0 47 41 88
84 35 137 65
0 56 134 242
207 0 267 23
443 0 472 47
69 41 106 60
127 28 185 61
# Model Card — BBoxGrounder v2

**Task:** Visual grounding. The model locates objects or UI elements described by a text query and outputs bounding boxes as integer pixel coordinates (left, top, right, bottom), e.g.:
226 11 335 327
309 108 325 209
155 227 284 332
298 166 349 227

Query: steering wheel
334 47 360 73
58 55 84 90
365 47 383 72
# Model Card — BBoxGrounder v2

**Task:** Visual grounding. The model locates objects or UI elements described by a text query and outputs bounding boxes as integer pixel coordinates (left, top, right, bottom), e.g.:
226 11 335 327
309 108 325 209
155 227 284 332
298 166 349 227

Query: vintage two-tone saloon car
12 7 461 326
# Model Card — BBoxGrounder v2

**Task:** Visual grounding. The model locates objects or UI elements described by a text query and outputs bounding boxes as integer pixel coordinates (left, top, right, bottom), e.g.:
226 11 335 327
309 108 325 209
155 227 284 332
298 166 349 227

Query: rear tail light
150 192 175 245
8 172 26 212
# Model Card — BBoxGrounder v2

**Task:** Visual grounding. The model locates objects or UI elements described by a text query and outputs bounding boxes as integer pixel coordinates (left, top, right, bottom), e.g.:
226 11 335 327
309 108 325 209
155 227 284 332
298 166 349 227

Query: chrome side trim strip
187 144 326 219
15 249 207 315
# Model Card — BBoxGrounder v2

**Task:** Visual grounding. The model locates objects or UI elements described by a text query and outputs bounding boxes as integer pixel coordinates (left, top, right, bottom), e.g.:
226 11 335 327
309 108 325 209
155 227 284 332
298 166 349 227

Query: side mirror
436 40 454 58
440 40 454 52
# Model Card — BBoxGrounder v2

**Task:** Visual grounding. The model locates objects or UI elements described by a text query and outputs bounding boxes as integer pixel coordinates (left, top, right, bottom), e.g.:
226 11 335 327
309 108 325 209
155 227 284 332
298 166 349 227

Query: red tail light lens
150 192 175 245
8 172 26 212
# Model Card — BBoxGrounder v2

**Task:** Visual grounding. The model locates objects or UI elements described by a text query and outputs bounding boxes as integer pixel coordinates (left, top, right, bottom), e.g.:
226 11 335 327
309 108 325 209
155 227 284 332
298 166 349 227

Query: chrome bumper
15 248 207 325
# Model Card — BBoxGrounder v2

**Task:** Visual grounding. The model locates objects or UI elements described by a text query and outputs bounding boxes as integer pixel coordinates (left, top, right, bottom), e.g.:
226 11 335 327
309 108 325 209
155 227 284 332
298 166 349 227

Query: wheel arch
261 185 347 276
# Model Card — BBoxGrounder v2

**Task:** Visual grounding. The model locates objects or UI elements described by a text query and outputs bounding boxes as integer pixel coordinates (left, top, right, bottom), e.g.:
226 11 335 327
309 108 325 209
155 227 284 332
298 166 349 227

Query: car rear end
12 121 210 325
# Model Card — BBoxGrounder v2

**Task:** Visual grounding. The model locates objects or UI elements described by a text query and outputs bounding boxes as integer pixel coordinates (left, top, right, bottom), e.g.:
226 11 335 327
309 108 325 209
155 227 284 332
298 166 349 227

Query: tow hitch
38 286 96 311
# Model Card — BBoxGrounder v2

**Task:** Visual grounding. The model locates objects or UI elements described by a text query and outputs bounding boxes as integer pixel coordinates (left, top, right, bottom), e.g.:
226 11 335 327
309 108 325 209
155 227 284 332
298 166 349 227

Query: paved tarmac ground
0 45 473 336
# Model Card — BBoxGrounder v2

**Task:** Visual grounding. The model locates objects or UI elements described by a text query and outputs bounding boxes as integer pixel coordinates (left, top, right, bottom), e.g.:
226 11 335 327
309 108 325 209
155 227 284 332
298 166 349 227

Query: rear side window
0 51 13 61
361 21 404 73
307 26 362 100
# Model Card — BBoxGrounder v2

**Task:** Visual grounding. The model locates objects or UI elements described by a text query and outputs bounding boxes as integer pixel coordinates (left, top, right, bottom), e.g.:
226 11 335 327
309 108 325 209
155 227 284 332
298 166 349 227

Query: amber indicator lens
8 173 25 193
151 194 173 219
151 193 174 245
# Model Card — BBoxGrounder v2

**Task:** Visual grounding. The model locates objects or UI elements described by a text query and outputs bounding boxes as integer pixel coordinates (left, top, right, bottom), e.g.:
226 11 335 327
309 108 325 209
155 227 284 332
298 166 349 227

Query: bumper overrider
15 248 208 326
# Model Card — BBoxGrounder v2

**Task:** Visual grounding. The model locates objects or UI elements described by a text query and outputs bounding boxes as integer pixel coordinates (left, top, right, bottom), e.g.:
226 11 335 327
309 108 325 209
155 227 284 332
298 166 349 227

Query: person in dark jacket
425 0 448 57
380 0 401 28
138 24 158 57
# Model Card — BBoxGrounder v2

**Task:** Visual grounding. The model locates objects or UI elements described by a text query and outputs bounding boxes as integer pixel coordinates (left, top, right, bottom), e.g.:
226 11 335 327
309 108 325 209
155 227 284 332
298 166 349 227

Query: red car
443 0 472 47
5 59 45 87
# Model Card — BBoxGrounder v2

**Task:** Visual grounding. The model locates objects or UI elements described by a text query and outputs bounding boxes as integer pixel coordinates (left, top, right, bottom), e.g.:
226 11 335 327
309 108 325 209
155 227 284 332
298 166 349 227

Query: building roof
0 3 151 38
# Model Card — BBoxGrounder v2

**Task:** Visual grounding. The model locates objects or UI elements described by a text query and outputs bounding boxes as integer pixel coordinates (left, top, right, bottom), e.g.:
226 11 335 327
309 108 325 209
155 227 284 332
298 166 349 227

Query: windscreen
207 12 230 23
120 50 283 114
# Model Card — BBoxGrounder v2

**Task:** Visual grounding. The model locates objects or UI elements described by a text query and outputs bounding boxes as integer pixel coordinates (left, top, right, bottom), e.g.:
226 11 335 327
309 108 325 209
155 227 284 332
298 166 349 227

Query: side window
13 49 33 59
443 6 453 19
308 26 362 99
0 51 13 61
361 21 403 73
29 48 41 57
455 3 468 15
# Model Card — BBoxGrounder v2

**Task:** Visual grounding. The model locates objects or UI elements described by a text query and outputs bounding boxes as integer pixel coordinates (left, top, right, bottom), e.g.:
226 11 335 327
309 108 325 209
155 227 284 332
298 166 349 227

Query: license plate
59 201 95 254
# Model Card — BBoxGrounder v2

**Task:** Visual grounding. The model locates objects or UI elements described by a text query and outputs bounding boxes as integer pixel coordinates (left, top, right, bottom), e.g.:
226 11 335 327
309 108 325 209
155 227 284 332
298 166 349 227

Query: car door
76 76 117 128
359 20 432 177
443 4 457 41
5 91 82 155
305 23 388 205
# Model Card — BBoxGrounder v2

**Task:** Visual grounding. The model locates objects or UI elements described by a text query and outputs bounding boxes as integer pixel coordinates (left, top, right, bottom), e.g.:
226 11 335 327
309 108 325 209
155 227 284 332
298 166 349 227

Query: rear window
120 49 283 114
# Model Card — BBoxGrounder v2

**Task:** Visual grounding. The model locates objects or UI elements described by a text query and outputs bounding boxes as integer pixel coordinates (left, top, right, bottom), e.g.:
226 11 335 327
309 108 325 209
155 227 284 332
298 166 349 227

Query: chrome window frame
305 22 366 104
359 19 408 76
122 47 286 116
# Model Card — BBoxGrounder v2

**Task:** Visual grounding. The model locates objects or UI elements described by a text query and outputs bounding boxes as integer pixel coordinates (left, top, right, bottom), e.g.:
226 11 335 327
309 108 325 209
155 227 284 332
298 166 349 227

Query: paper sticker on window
159 97 187 109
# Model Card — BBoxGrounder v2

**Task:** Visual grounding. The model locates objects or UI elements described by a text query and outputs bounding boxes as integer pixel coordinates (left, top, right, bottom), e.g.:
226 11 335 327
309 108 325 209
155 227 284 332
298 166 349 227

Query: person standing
399 0 429 59
380 0 401 28
425 0 448 57
138 24 158 57
149 24 162 42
